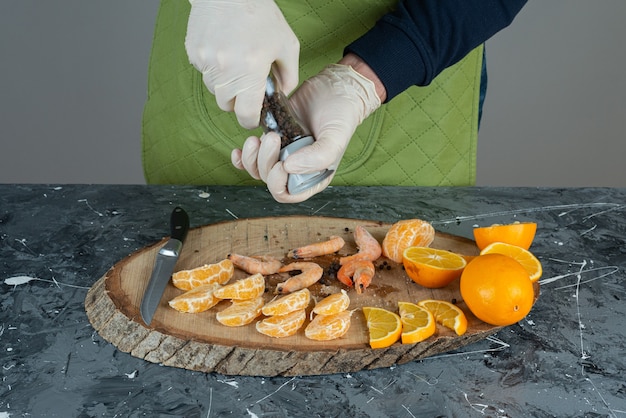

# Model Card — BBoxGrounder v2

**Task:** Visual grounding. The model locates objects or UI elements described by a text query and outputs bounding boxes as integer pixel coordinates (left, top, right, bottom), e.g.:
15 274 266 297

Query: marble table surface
1 184 625 417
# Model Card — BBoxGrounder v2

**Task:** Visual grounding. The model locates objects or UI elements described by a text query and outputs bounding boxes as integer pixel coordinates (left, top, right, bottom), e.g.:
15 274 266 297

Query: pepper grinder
260 72 333 195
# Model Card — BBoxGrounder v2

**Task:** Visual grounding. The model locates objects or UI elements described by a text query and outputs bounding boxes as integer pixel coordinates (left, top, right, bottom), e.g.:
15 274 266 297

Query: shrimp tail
336 263 354 287
353 260 375 294
337 259 375 293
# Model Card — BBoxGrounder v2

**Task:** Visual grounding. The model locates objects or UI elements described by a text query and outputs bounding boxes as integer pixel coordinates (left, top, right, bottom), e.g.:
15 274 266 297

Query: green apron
142 0 483 186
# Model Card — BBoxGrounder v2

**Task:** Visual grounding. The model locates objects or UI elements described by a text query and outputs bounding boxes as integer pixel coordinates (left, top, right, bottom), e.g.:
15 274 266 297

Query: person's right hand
185 0 300 129
231 63 382 203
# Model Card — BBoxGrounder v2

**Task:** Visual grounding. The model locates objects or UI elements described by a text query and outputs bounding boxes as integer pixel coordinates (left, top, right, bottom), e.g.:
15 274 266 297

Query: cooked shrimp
288 236 345 259
276 262 324 294
227 253 282 275
339 225 382 265
337 259 375 293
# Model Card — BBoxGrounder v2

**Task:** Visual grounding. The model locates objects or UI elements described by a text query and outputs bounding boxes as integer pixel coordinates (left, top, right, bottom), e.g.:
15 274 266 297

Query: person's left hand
231 63 382 203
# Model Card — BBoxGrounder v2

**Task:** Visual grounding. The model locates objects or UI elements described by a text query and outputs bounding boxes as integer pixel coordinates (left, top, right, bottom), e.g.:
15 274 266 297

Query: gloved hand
185 0 300 129
231 64 382 203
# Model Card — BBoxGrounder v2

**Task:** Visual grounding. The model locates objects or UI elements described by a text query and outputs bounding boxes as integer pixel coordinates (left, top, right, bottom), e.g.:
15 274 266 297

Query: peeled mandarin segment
168 282 222 313
171 259 234 290
312 289 350 316
460 254 535 326
215 296 264 327
479 241 542 282
362 307 402 349
402 247 467 288
213 273 265 300
417 300 467 336
398 301 436 344
382 219 435 263
304 310 353 341
473 221 537 251
261 288 310 316
256 309 306 338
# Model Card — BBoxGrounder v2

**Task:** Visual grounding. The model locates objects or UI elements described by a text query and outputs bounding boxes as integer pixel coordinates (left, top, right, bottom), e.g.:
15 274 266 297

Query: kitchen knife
140 206 189 326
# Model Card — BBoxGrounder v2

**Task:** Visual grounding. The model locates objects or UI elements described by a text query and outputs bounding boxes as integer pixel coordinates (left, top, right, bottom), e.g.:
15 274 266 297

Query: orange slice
256 309 306 338
398 301 436 344
261 288 310 316
213 273 265 300
417 300 467 336
168 283 221 313
362 307 402 349
171 259 234 290
402 247 467 288
473 221 537 251
312 290 350 316
215 296 264 327
304 310 353 341
480 242 542 282
382 219 435 263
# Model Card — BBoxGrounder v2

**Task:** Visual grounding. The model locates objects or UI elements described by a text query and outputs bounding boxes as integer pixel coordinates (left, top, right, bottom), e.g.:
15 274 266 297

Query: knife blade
140 206 189 326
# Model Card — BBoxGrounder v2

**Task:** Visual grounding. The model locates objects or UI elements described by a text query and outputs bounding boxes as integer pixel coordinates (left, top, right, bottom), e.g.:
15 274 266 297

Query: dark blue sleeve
345 0 527 102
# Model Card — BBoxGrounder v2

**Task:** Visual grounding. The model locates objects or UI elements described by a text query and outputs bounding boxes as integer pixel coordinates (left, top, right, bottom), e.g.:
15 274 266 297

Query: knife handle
170 207 189 243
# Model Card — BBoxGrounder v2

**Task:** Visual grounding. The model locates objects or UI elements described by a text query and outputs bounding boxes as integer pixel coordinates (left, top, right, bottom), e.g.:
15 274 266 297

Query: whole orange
460 254 534 326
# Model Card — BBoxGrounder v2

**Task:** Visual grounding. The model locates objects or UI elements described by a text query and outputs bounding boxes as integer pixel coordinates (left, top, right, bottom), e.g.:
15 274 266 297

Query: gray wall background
1 1 625 186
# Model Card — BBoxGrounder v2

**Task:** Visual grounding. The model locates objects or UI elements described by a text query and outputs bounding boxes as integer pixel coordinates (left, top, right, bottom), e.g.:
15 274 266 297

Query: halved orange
304 310 353 341
460 254 534 326
168 283 221 313
382 219 435 263
398 302 436 344
362 307 402 349
473 222 537 251
213 273 265 300
417 300 467 336
402 247 467 288
256 309 306 338
480 242 542 282
215 296 264 327
171 259 234 290
261 288 310 316
312 290 350 316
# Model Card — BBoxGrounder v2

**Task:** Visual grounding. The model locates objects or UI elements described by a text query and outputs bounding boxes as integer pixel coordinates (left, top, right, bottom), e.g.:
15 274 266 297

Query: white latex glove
231 64 381 203
185 0 299 129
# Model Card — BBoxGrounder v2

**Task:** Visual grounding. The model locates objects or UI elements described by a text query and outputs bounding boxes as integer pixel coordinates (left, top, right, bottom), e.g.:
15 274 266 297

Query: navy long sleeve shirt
345 0 527 102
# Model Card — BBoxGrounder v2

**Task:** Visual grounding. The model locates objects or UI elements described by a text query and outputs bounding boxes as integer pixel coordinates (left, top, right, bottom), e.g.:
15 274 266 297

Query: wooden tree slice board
85 216 535 377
